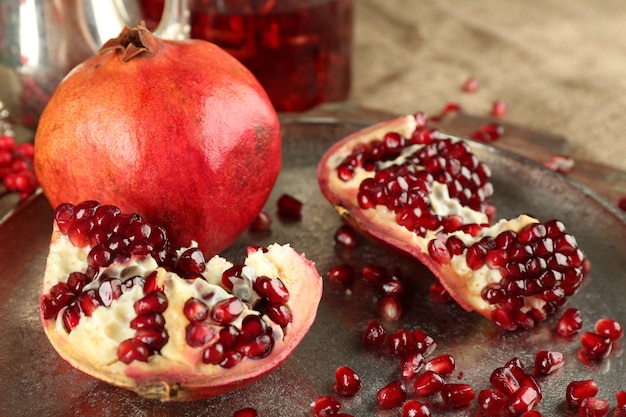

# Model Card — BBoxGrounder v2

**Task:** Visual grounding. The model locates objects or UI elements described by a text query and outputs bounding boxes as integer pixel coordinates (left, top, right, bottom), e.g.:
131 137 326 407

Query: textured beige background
347 0 626 171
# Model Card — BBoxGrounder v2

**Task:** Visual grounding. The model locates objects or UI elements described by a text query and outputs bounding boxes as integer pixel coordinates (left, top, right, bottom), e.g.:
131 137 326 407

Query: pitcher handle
153 0 190 40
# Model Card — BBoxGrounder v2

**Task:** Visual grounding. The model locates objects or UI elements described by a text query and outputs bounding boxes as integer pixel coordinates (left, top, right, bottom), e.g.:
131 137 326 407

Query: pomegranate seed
311 395 341 417
380 274 404 297
202 342 225 365
491 99 507 118
411 329 437 356
334 366 362 396
379 296 403 321
461 76 479 92
40 296 60 320
253 276 290 304
239 315 268 342
185 322 217 347
249 211 272 231
134 290 168 315
361 264 387 285
233 407 258 417
328 264 355 286
428 281 451 303
98 278 122 307
210 297 244 324
266 302 292 328
544 154 574 174
376 380 406 409
477 388 507 415
566 380 599 408
400 352 425 382
183 297 209 322
594 318 623 341
334 224 358 248
177 247 206 276
490 366 520 396
387 328 412 356
580 332 612 359
508 386 540 415
424 353 455 375
117 338 150 364
556 307 583 337
579 397 609 417
441 383 475 408
362 320 386 348
401 399 431 417
618 196 626 212
414 371 445 397
533 350 564 375
616 390 626 415
78 290 102 316
135 329 168 351
62 305 81 332
130 313 165 330
521 411 543 417
428 239 451 263
220 351 243 368
237 334 273 359
276 193 303 218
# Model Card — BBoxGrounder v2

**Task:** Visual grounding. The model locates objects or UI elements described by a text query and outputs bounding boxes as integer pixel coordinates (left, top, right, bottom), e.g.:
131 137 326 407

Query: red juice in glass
142 0 353 112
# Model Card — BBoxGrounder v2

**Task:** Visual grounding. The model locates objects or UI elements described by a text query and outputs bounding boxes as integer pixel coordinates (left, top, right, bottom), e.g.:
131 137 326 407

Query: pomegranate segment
39 201 322 401
317 114 589 330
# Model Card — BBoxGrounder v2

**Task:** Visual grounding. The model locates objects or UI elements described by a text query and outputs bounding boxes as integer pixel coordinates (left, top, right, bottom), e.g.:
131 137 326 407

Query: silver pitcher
0 0 187 130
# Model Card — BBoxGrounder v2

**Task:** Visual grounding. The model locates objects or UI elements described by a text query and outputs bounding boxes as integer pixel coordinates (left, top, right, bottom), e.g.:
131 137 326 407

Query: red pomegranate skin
34 25 282 256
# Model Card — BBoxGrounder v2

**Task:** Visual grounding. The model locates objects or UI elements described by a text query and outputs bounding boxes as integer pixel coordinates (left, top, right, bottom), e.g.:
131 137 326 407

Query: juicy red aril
490 366 520 396
462 76 479 93
239 315 268 342
183 297 209 322
62 305 81 332
414 371 445 397
98 278 122 307
428 281 451 303
276 193 303 218
210 297 244 324
253 276 290 304
387 328 412 356
130 313 165 330
411 329 437 356
202 342 225 365
556 307 583 337
134 290 168 315
477 389 507 415
400 352 425 382
566 380 599 407
491 100 507 118
266 302 292 328
424 353 455 375
580 332 613 359
249 211 272 231
579 397 609 417
379 296 403 321
507 386 540 415
376 380 407 409
441 383 475 408
135 329 168 351
428 239 450 264
616 390 626 414
186 322 217 347
361 264 387 285
402 399 431 417
220 351 243 368
334 366 362 396
233 408 258 417
362 320 386 348
311 395 341 417
334 224 358 248
237 334 273 359
533 350 564 375
594 318 624 341
117 338 150 364
176 247 206 276
328 264 355 286
78 289 102 316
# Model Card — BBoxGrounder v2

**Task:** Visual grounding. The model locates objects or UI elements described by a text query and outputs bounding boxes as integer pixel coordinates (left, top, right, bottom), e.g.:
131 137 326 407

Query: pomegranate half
34 24 281 256
318 114 588 330
40 200 322 401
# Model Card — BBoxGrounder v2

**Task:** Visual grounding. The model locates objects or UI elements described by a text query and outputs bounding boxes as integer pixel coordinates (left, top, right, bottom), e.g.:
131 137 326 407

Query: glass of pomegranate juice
143 0 354 112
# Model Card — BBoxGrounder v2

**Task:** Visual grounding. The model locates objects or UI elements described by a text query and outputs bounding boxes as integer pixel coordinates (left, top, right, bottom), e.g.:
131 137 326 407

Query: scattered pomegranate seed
311 395 341 417
579 397 609 417
441 102 463 115
233 407 258 417
276 193 303 219
400 352 425 382
471 123 504 142
360 264 387 285
507 385 540 415
379 296 403 321
401 399 431 417
544 154 575 174
490 366 520 396
424 353 455 376
362 320 386 348
428 281 451 303
461 76 479 93
249 211 272 231
413 371 445 397
556 307 584 337
376 380 407 409
491 99 508 118
616 390 626 415
533 350 564 375
411 329 437 356
579 332 613 359
477 388 507 415
334 366 362 396
327 264 356 286
334 224 358 248
566 380 599 408
441 383 475 408
387 328 413 356
594 318 624 341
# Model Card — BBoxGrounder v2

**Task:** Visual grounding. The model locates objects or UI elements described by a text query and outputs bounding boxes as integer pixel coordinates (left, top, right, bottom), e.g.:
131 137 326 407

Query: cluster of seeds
41 201 292 367
0 134 38 200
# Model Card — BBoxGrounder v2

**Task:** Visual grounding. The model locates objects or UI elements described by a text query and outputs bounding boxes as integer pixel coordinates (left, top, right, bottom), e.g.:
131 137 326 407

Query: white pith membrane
41 220 322 401
319 114 587 329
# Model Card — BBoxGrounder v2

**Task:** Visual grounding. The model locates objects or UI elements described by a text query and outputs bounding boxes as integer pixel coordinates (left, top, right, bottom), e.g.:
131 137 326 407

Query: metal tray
1 117 625 416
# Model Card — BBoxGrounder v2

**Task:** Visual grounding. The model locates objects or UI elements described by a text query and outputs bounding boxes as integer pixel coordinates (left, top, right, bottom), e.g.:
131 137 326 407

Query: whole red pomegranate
40 200 322 401
34 24 281 256
318 114 589 330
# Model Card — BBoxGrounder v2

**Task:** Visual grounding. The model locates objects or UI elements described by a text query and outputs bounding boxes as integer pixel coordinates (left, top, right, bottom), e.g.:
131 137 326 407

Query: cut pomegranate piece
39 201 323 401
317 114 589 330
